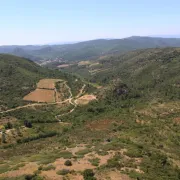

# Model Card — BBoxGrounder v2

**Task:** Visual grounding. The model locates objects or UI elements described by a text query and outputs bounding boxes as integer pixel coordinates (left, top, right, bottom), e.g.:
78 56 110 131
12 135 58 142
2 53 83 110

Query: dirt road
0 82 86 120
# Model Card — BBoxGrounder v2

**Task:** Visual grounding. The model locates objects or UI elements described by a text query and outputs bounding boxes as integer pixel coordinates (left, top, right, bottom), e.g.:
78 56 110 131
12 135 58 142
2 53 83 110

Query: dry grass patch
0 116 17 126
0 162 38 178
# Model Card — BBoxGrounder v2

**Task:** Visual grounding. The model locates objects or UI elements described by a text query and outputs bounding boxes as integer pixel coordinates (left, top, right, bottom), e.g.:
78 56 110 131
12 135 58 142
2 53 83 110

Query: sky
0 0 180 45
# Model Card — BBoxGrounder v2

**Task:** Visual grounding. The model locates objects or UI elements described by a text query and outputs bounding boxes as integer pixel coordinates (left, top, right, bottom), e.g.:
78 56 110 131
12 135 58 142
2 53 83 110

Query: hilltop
1 36 180 62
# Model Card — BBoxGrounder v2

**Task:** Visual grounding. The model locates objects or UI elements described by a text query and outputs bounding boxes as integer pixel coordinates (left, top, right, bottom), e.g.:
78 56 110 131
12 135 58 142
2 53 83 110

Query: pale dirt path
0 99 70 114
56 84 86 119
0 81 71 114
0 82 86 122
76 84 86 98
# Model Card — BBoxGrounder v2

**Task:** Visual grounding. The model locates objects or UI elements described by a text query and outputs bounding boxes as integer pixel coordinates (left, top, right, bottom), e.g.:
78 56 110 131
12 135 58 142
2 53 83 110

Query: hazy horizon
1 0 180 45
1 35 180 46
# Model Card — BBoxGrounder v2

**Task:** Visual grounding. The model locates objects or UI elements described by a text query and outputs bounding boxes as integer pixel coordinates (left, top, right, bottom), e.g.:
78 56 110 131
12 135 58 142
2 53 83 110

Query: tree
64 160 72 166
24 120 32 128
83 169 96 180
1 132 6 143
5 122 13 129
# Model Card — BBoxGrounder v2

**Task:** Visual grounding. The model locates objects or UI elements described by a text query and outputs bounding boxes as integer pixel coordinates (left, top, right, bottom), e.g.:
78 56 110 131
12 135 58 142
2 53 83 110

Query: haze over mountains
1 36 180 62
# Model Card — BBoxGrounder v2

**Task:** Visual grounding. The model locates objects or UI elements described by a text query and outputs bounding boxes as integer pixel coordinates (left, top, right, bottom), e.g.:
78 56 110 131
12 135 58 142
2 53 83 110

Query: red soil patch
23 89 55 103
54 158 94 172
87 119 113 130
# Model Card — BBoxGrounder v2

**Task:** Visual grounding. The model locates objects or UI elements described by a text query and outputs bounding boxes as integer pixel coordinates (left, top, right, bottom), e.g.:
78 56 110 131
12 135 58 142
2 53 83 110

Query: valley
1 1 180 179
0 47 180 180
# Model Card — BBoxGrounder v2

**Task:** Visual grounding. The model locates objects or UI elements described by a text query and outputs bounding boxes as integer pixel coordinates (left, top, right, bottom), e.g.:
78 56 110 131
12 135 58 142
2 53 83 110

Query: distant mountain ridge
1 36 180 61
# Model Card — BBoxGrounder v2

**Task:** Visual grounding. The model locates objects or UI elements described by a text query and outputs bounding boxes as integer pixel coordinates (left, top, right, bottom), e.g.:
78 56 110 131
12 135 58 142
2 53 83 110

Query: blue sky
0 0 180 45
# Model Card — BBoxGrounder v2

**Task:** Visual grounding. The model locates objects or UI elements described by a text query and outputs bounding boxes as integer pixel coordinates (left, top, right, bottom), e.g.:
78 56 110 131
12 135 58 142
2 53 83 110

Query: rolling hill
64 47 180 101
0 48 180 180
2 36 180 62
0 54 83 109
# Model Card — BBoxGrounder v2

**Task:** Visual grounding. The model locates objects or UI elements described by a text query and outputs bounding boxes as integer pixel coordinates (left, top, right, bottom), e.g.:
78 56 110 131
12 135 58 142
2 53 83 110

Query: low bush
83 169 96 180
64 160 72 166
56 169 70 175
41 164 55 171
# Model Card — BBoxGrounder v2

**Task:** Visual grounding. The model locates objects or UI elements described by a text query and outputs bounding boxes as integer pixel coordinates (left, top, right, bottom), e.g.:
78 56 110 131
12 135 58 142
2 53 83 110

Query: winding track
0 81 86 119
55 83 86 119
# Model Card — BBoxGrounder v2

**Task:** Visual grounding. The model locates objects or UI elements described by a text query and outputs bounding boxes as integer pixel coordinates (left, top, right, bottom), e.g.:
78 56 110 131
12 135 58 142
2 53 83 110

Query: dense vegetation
64 47 180 101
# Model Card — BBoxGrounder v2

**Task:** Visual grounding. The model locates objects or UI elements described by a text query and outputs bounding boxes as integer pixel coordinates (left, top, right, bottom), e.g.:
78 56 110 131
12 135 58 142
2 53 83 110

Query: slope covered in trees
0 54 81 109
1 37 180 62
0 48 180 180
64 47 180 101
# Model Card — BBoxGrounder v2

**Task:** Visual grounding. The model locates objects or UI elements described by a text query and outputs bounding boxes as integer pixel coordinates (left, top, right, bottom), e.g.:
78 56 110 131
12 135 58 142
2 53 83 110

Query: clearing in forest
37 79 62 89
23 89 55 103
23 79 63 103
76 94 96 105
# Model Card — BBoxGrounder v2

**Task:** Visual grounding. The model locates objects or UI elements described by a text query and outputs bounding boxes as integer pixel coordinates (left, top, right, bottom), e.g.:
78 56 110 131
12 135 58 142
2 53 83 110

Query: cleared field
76 94 96 105
58 64 71 68
37 79 62 89
78 61 91 66
23 89 55 103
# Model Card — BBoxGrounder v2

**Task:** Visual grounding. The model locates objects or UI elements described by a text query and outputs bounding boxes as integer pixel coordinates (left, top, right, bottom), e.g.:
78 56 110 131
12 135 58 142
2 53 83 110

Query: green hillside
0 49 180 180
64 47 180 101
0 54 82 109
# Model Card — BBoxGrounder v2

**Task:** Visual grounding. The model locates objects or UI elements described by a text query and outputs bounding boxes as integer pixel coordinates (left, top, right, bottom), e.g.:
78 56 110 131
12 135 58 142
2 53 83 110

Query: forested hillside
1 37 180 62
0 54 81 109
64 47 180 101
0 49 180 180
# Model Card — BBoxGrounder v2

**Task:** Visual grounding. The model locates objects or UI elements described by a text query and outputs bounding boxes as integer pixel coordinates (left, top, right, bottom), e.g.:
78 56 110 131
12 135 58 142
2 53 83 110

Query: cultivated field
23 79 64 103
37 79 62 89
23 89 55 103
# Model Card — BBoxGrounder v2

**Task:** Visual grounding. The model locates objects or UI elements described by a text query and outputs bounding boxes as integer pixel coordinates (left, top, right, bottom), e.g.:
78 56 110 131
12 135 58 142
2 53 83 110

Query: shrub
56 169 70 175
83 169 96 180
25 174 34 180
24 120 32 128
89 158 100 166
64 160 72 166
4 122 13 129
25 174 43 180
107 155 122 168
42 164 55 171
